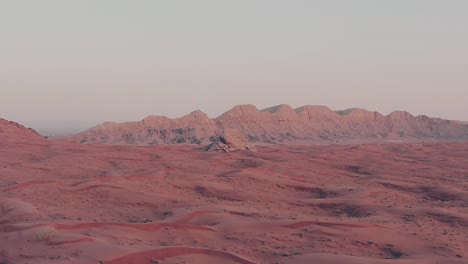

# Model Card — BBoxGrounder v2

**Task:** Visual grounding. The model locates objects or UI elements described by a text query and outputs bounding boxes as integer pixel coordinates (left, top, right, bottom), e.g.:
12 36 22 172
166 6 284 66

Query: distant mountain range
64 104 468 145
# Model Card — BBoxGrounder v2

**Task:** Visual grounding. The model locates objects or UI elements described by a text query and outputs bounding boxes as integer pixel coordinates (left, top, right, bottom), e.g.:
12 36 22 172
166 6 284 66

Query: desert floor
0 140 467 264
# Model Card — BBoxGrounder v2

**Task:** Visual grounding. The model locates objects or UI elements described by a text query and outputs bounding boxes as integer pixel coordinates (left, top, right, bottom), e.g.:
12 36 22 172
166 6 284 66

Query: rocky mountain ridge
66 104 468 145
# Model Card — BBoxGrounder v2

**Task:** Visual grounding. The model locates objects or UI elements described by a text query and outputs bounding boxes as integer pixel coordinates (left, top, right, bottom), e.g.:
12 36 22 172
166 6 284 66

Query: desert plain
0 119 467 264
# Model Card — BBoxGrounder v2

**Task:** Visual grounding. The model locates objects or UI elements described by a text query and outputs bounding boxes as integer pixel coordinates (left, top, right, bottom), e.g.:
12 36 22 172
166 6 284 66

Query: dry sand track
0 140 467 263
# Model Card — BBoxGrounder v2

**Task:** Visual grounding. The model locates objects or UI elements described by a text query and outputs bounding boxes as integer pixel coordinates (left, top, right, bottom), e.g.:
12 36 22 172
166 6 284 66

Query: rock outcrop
202 128 257 152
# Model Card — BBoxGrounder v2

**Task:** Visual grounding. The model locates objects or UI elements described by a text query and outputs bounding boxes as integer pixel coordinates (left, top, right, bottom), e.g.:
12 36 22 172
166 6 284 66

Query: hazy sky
1 1 467 135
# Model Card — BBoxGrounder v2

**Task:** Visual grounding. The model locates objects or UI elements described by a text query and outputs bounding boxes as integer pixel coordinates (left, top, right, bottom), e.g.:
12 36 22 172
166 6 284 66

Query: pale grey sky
1 1 467 135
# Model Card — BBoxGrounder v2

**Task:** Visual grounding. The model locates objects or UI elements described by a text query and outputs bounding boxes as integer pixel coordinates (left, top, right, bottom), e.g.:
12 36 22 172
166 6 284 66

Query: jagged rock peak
140 115 171 124
387 111 414 120
261 104 295 113
336 108 369 115
218 104 259 117
188 110 209 117
179 110 211 121
336 108 383 120
295 105 334 113
140 110 210 124
294 105 338 120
